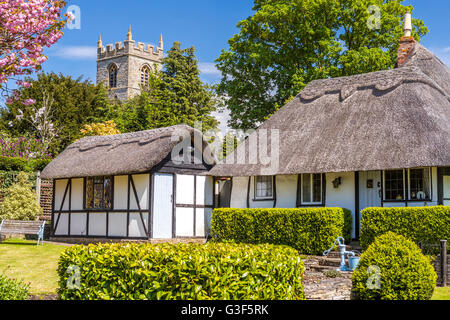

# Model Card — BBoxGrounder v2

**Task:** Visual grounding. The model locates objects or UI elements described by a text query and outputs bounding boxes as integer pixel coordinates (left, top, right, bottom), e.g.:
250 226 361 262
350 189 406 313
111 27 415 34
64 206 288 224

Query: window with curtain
85 176 112 209
409 168 431 200
109 65 117 88
383 168 431 201
300 173 322 204
254 176 273 199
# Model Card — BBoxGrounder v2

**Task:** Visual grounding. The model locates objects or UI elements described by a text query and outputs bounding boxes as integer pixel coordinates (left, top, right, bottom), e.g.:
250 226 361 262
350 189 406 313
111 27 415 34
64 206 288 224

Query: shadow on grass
0 240 40 246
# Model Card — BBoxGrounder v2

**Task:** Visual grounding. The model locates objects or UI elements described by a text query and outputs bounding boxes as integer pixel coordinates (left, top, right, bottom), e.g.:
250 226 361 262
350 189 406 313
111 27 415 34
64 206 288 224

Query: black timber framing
130 175 149 237
52 174 151 240
438 167 450 205
51 142 213 240
354 171 360 240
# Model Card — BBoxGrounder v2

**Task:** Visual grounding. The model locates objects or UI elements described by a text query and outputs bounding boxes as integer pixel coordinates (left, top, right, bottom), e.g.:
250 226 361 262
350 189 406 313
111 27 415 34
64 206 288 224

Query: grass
431 287 450 300
0 238 68 296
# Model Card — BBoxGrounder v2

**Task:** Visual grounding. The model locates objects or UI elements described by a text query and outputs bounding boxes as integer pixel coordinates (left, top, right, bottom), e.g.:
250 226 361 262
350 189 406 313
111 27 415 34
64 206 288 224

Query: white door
152 173 173 239
444 176 450 206
359 171 382 210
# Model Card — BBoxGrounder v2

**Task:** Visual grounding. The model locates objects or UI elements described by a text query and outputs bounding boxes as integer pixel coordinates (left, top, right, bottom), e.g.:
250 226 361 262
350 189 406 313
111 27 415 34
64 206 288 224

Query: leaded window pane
384 170 404 201
85 176 112 209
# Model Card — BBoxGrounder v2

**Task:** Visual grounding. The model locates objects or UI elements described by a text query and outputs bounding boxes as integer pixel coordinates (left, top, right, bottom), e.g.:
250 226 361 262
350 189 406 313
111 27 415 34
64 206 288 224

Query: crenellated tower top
97 25 164 62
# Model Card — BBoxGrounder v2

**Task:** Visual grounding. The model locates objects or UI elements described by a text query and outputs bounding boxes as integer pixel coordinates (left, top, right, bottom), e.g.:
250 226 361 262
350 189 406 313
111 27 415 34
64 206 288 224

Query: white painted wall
130 174 149 210
54 213 68 235
325 172 356 239
108 212 127 237
89 213 107 236
275 175 297 208
54 179 69 211
70 213 87 236
114 175 128 210
230 177 249 208
71 178 84 210
174 174 213 237
129 213 149 237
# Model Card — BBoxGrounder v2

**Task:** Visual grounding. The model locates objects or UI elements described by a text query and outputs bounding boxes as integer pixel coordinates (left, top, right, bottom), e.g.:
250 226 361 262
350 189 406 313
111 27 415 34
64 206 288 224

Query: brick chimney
397 12 415 67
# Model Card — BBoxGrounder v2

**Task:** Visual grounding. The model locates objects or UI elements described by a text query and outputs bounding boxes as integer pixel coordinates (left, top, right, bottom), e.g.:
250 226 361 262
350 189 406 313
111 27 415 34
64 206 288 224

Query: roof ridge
298 66 448 102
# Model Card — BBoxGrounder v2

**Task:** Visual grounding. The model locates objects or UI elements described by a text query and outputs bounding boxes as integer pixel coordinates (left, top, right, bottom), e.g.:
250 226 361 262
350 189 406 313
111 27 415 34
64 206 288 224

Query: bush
0 156 51 172
57 242 305 300
352 232 437 300
0 271 30 300
0 172 43 221
360 206 450 250
211 208 352 255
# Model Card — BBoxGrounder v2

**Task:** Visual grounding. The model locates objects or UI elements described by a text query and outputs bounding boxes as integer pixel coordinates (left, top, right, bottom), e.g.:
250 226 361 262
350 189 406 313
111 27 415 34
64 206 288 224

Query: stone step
310 265 340 272
319 257 342 267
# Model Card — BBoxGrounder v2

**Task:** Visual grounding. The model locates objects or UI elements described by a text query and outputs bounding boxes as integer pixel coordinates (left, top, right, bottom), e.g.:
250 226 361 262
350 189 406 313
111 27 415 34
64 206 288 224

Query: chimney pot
403 12 412 37
397 12 415 68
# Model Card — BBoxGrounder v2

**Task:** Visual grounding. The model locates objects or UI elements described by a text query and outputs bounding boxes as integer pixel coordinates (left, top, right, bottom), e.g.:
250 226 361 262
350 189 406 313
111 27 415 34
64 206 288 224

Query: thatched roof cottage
41 125 215 240
209 14 450 240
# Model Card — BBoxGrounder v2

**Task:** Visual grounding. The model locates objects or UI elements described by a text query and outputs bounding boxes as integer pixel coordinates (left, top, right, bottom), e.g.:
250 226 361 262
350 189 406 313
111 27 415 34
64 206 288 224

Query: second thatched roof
209 43 450 177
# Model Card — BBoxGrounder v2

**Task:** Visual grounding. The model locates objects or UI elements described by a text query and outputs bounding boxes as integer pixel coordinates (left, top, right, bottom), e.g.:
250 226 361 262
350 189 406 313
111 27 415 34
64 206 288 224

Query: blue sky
38 0 450 85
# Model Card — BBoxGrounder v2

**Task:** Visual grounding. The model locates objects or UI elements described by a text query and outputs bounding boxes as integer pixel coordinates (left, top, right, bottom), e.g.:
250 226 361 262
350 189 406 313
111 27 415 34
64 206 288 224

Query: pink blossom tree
0 0 71 103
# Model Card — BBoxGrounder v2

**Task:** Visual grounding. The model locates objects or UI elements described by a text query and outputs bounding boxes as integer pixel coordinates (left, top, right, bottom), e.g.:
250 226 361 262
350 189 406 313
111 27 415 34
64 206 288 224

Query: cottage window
300 173 322 205
254 176 273 199
109 65 117 88
85 176 112 209
383 168 431 201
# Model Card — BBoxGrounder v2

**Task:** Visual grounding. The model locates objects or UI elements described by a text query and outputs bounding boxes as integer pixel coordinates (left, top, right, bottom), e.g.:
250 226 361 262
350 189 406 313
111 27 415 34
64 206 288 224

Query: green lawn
432 287 450 300
0 238 69 296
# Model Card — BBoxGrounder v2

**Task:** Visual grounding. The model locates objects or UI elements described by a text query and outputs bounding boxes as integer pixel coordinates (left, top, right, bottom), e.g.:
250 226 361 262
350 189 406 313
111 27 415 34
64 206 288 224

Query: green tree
0 172 42 221
216 0 428 129
0 72 112 155
116 42 218 133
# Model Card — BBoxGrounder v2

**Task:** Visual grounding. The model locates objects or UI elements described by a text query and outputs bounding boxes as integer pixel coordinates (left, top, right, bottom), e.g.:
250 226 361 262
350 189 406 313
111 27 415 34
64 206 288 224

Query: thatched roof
41 125 215 179
209 43 450 177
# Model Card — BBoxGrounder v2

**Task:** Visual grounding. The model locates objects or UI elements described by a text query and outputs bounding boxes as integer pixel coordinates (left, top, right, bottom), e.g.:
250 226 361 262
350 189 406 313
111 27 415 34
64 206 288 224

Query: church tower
96 26 164 101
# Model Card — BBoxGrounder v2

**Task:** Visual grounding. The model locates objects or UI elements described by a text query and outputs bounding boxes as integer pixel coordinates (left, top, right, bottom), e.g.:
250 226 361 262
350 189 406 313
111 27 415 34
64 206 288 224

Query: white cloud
50 46 97 60
198 62 221 76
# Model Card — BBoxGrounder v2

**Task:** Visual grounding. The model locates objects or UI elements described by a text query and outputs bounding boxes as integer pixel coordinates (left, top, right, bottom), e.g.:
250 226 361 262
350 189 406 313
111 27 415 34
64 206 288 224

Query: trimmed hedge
211 208 352 255
360 206 450 250
57 242 305 300
352 232 437 300
0 156 51 172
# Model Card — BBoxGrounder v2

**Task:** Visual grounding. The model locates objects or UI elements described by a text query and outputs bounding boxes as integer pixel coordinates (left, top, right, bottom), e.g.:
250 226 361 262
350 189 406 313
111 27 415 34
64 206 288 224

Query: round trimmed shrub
352 232 437 300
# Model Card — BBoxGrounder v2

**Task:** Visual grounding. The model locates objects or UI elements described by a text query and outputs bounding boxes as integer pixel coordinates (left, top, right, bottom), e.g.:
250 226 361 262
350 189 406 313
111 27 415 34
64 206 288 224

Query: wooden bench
0 220 46 245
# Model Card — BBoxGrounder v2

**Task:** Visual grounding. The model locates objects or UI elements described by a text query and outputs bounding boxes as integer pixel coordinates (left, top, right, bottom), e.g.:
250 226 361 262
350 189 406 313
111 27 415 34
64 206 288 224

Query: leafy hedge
0 156 51 172
211 208 352 255
0 170 38 191
352 232 436 300
57 242 305 300
0 272 29 300
360 206 450 250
